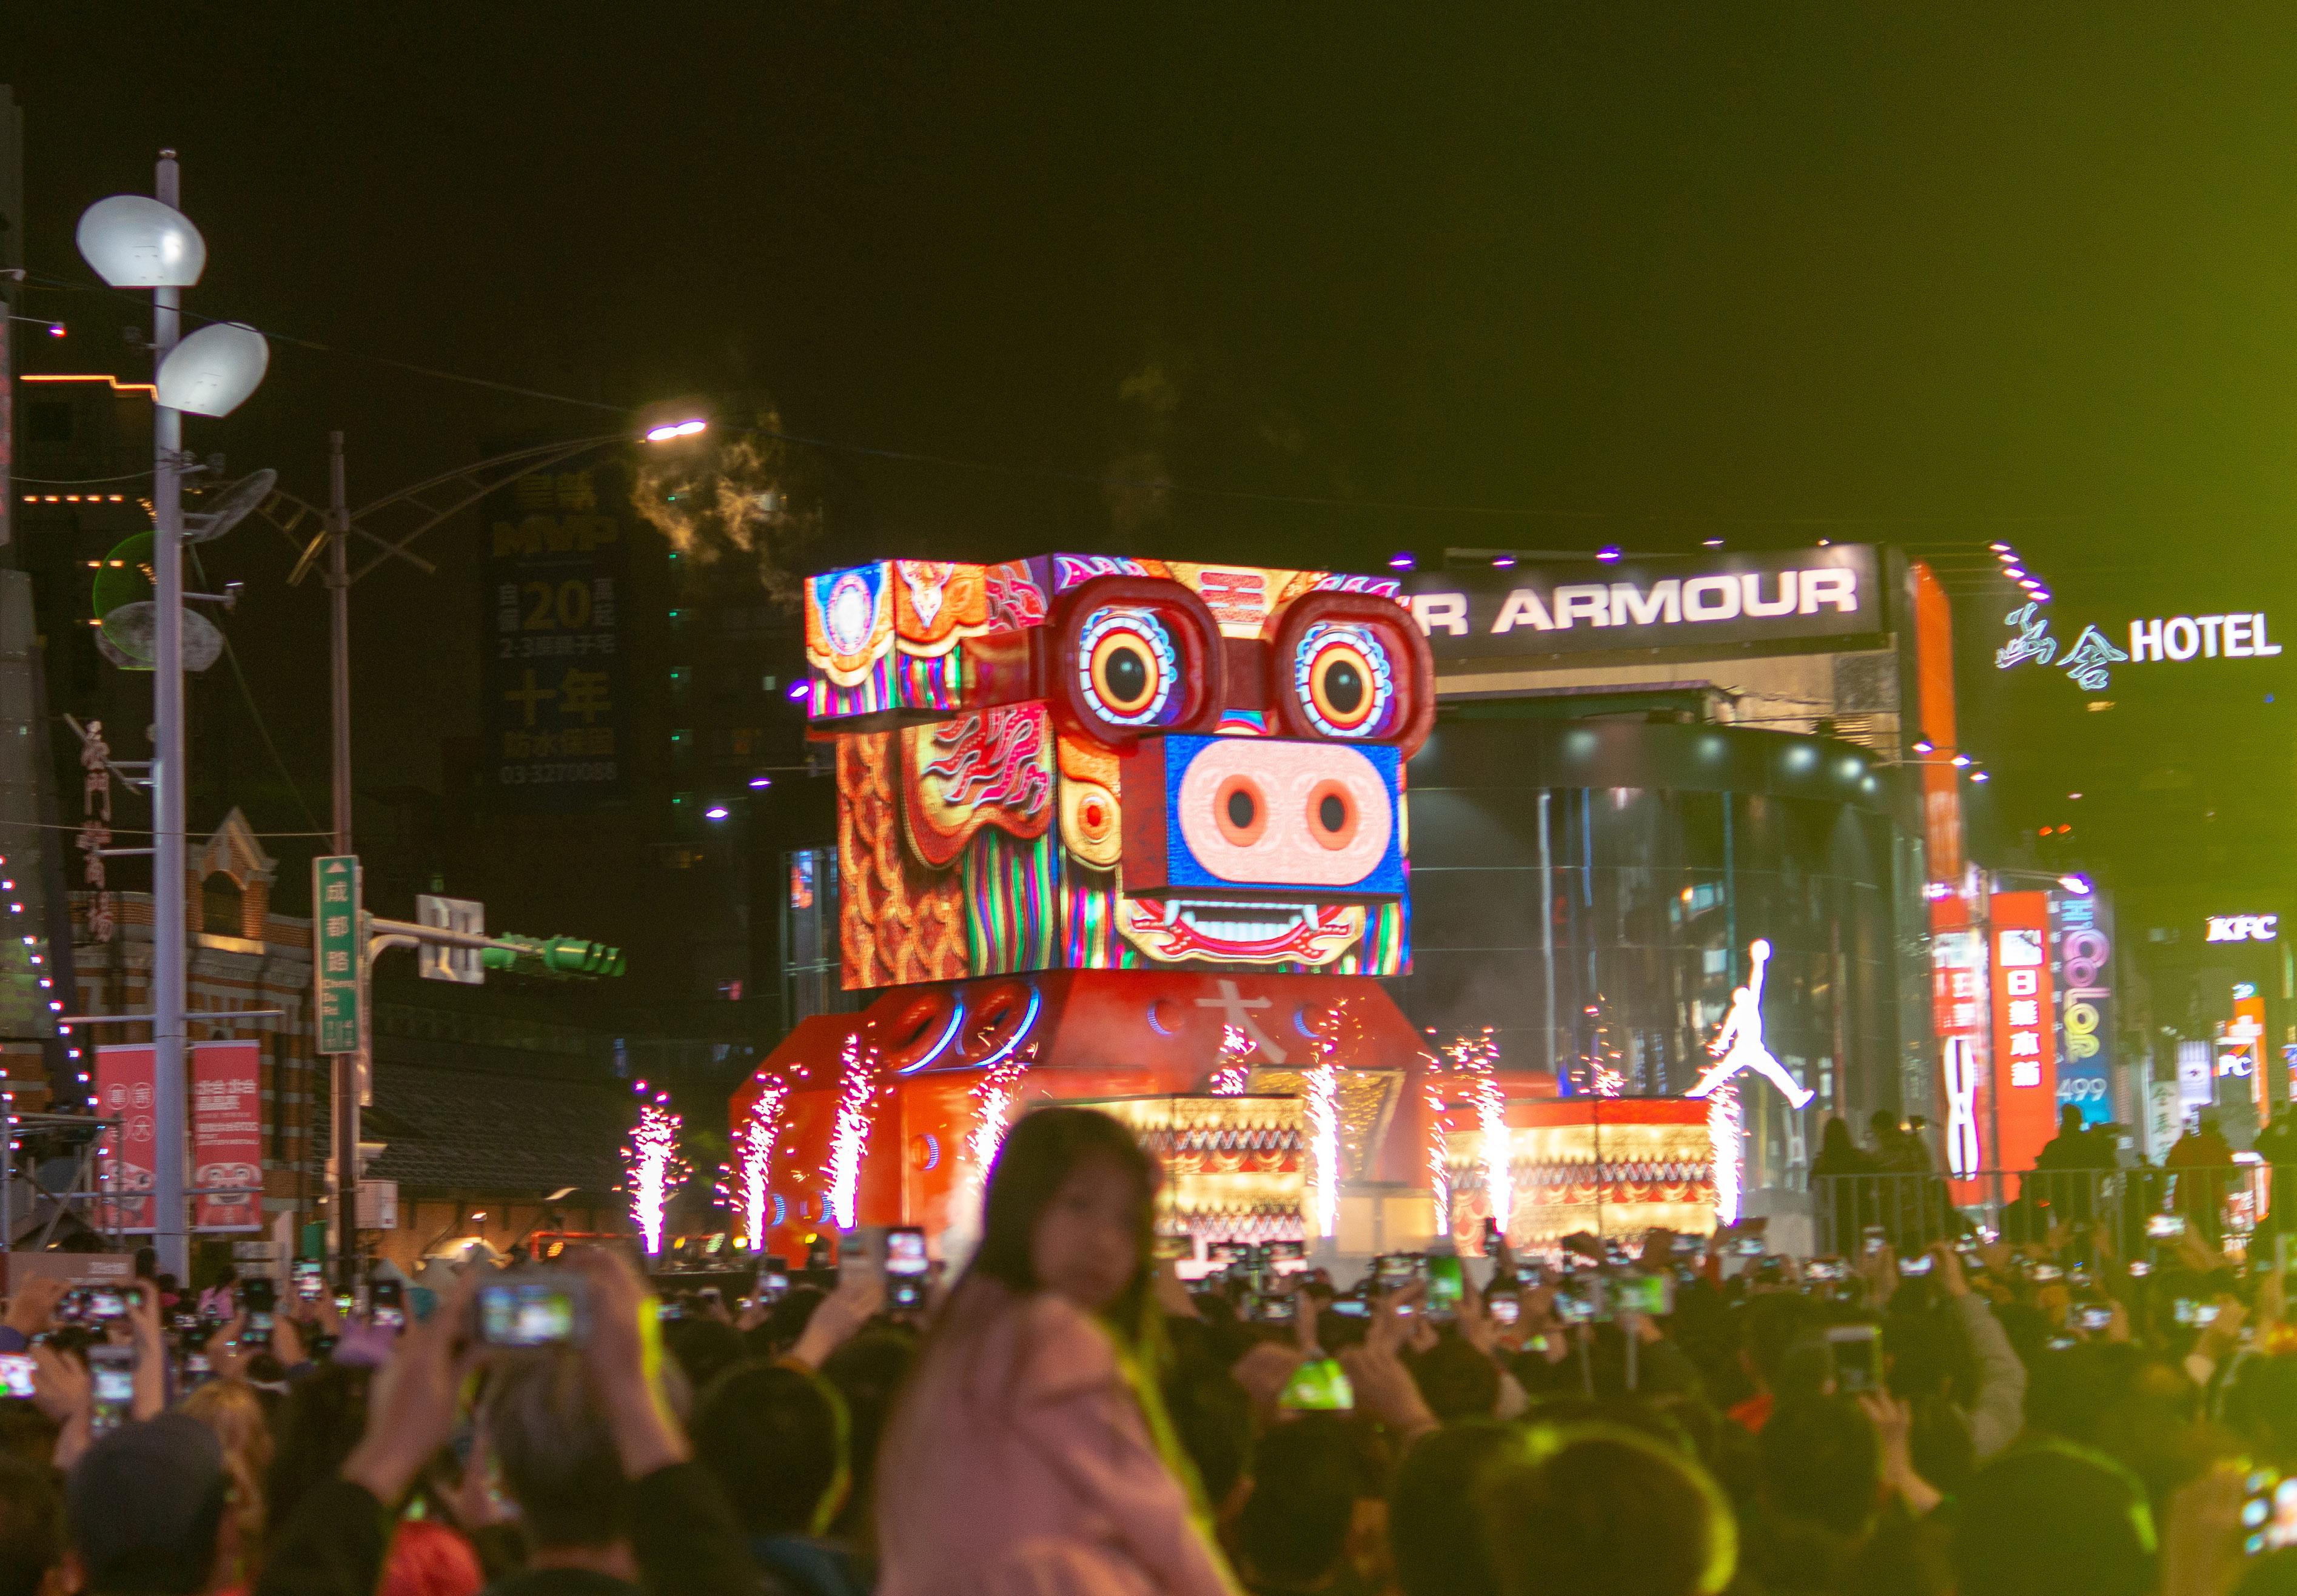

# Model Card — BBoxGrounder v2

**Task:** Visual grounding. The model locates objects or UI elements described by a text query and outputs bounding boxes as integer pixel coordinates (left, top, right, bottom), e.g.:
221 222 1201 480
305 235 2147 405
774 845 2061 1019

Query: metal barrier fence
1808 1164 2273 1257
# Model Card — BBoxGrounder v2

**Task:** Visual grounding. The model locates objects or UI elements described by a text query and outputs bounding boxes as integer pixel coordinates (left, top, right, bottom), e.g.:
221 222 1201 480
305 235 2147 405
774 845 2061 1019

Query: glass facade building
1398 710 1931 1196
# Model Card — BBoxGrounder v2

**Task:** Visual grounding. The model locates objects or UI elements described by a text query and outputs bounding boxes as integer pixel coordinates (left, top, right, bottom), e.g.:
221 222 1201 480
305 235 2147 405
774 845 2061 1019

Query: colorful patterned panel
900 705 1055 868
891 561 988 654
809 561 981 722
807 563 896 717
838 732 967 988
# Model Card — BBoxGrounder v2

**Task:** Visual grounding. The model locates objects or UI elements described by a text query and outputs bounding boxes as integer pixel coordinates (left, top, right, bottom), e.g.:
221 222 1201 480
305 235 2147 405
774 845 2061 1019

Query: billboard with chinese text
484 466 628 809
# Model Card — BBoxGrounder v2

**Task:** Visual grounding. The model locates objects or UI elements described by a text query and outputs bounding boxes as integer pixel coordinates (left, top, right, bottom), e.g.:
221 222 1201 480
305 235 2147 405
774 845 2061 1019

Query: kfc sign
2206 914 2279 944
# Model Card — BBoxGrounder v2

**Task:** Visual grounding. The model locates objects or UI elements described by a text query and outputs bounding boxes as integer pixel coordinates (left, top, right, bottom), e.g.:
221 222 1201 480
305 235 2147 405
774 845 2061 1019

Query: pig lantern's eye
1293 622 1395 738
1079 606 1179 726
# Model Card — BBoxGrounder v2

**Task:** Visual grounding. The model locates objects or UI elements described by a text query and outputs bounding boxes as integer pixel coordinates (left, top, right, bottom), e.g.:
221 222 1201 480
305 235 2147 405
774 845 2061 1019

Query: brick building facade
67 809 324 1229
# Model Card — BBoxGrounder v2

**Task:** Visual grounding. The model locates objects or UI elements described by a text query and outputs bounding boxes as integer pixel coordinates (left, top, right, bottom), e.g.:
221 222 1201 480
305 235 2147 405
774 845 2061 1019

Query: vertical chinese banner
191 1041 263 1232
2054 891 2114 1126
1988 891 2058 1178
483 465 628 810
1931 897 1989 1196
94 1044 157 1233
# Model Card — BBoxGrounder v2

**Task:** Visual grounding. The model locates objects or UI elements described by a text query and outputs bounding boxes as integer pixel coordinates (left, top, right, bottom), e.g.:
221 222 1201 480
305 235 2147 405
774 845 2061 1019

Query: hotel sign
1400 545 1883 663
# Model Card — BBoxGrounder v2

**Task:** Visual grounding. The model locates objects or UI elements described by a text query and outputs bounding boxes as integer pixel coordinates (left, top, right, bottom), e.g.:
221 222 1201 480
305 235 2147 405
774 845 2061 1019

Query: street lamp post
77 152 268 1279
149 155 191 1286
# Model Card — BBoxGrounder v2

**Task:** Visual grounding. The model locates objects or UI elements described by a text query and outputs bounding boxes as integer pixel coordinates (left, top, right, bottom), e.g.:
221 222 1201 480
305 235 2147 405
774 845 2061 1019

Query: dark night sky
12 4 2297 919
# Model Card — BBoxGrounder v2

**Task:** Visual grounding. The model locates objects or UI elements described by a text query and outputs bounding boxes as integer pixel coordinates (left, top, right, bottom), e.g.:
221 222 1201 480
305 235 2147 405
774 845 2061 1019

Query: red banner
1988 892 2058 1178
192 1042 263 1233
95 1043 263 1235
94 1045 157 1233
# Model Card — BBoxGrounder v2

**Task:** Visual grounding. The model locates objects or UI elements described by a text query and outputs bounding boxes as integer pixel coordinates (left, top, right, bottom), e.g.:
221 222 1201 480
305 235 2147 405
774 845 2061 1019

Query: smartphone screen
89 1347 134 1435
1897 1255 1934 1276
885 1228 928 1274
0 1353 34 1400
478 1278 586 1347
1612 1275 1672 1316
1424 1255 1464 1321
292 1262 324 1301
1827 1325 1882 1393
1487 1294 1521 1326
885 1228 929 1311
371 1278 405 1331
1554 1281 1596 1324
2244 1473 2297 1556
2147 1213 2187 1240
1278 1357 1355 1412
2077 1304 2114 1332
1860 1226 1887 1257
1255 1292 1296 1324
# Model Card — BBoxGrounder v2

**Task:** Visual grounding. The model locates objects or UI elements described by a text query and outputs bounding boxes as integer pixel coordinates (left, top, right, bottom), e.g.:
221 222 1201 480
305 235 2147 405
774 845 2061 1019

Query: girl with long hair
876 1106 1239 1596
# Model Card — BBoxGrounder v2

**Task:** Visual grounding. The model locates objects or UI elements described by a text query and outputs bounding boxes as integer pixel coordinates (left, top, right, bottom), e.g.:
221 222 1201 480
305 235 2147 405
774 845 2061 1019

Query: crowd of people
2 1102 2296 1596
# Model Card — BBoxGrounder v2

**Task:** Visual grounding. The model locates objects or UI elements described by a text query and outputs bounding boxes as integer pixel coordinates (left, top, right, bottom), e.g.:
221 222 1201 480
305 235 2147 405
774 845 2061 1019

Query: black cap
67 1414 229 1593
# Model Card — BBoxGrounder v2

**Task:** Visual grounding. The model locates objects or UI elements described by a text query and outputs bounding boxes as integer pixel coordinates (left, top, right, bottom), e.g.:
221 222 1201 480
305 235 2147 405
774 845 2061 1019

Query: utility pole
326 431 360 1289
149 152 190 1282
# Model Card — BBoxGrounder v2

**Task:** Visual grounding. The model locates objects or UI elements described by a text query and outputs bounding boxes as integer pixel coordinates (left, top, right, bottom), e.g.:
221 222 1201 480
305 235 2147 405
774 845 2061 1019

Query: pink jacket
876 1282 1239 1596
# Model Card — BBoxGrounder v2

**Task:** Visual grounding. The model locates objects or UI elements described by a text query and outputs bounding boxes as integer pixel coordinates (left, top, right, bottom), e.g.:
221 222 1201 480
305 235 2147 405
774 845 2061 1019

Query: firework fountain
623 1082 689 1256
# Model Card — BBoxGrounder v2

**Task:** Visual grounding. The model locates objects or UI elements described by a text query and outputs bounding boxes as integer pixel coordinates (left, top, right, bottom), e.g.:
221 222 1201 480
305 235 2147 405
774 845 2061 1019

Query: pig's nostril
1307 780 1359 850
1216 776 1268 847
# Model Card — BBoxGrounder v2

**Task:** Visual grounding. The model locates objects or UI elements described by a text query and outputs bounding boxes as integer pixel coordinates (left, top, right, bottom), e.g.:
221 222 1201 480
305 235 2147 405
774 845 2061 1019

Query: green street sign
313 855 362 1054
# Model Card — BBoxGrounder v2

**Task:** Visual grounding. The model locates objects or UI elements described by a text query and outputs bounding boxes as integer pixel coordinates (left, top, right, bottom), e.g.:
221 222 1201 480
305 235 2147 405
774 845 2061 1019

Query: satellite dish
90 533 156 620
76 195 206 288
186 469 277 543
155 322 269 417
96 602 225 674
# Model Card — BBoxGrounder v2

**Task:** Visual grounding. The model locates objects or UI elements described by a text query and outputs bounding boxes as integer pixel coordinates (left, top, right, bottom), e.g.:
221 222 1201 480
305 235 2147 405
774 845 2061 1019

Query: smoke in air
630 412 819 603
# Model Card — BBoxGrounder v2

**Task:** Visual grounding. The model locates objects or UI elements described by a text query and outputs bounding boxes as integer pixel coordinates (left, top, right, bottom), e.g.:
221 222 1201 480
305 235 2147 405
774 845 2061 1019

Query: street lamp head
156 322 269 415
76 195 207 288
644 419 708 443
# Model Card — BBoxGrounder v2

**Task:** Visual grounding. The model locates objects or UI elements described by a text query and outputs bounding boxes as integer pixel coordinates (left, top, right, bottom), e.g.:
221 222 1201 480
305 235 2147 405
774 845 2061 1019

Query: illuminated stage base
734 970 1722 1258
732 969 1438 1259
1438 1098 1722 1250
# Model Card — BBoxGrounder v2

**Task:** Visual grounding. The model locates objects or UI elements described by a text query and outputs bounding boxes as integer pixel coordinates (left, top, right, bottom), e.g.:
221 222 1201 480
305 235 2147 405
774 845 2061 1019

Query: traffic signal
482 934 625 981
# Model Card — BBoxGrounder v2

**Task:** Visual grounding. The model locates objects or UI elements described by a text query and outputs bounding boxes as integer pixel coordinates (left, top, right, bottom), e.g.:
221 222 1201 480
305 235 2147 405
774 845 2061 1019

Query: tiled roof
363 1059 630 1198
